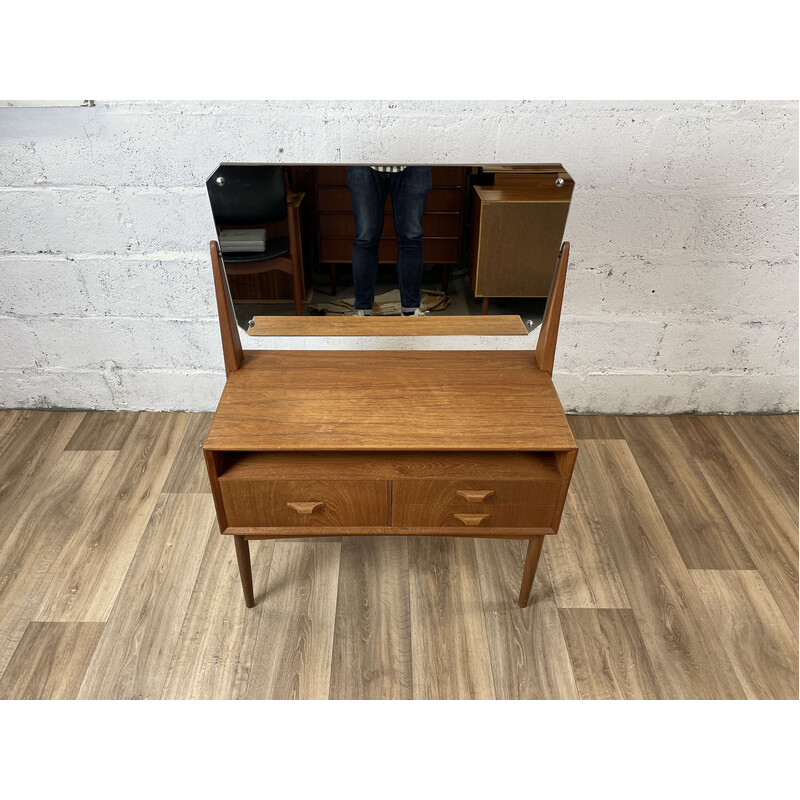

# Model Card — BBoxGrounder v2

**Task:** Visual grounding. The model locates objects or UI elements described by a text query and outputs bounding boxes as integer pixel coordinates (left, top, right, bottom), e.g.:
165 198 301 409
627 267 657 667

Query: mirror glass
205 163 574 331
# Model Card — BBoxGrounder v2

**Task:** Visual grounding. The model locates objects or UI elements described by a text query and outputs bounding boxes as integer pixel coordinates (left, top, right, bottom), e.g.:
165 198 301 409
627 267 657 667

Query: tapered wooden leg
519 535 545 608
482 297 489 315
234 535 255 608
441 264 449 294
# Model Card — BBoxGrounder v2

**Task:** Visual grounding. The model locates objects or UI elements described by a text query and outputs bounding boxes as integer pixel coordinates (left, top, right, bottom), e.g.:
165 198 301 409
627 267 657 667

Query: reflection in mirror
205 163 573 331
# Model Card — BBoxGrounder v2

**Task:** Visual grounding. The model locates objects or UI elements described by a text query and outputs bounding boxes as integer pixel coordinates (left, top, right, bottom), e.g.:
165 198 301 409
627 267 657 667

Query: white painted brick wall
0 100 797 412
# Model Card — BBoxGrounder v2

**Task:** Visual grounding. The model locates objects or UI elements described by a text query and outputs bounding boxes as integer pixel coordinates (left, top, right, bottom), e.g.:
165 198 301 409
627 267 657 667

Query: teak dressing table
203 241 577 608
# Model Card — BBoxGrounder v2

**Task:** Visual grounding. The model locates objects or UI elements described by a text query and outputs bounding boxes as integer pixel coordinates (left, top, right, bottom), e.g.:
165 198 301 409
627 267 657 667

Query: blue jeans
347 166 432 312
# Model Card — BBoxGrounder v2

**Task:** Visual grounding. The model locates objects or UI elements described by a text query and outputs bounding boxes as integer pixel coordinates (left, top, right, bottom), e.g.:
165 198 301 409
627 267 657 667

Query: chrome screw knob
555 177 565 187
216 176 225 186
526 319 534 328
247 318 255 328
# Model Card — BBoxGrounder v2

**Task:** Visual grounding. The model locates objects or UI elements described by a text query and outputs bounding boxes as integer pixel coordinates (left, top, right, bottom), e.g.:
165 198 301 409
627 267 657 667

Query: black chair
206 164 306 316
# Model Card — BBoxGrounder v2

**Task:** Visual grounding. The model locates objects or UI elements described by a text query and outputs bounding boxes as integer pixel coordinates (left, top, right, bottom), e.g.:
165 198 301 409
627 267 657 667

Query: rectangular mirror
205 163 574 332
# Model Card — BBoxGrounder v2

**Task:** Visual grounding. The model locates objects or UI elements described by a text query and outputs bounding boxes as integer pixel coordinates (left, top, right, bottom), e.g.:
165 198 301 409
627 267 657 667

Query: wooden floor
0 410 796 700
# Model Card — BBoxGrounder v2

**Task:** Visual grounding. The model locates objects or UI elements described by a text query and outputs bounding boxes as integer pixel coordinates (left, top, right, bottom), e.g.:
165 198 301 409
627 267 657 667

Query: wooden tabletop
246 315 531 336
205 349 576 452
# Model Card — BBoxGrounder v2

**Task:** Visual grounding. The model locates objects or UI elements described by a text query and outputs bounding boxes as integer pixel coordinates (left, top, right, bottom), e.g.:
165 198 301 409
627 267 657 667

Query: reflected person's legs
347 167 388 313
390 167 432 313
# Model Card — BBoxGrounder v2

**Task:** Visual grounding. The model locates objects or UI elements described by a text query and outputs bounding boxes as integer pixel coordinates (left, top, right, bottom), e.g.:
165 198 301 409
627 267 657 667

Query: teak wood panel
392 478 562 506
204 350 577 452
246 314 530 337
218 479 388 528
214 450 565 481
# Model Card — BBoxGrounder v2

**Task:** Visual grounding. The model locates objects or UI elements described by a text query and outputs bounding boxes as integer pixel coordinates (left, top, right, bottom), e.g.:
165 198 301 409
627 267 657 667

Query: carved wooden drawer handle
287 501 325 515
454 513 490 527
456 489 495 503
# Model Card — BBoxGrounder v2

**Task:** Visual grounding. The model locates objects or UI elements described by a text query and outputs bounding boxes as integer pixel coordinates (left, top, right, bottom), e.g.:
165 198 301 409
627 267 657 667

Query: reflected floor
232 266 547 332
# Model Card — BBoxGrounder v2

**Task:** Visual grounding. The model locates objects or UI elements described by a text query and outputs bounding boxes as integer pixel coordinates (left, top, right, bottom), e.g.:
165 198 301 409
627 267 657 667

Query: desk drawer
393 479 562 507
394 504 555 528
219 480 387 527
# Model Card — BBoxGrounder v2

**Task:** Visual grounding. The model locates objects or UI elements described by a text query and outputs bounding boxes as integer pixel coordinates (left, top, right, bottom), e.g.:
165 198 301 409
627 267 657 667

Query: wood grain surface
329 537 412 699
672 415 799 640
65 411 138 451
247 315 530 336
476 539 578 699
0 411 84 551
34 412 190 623
691 569 798 699
204 350 577 452
0 622 104 699
76 493 216 699
545 479 630 609
575 440 747 699
1 411 796 700
218 450 562 481
162 413 214 493
409 537 495 699
558 608 662 699
0 450 116 675
246 541 341 699
618 416 754 570
162 534 276 700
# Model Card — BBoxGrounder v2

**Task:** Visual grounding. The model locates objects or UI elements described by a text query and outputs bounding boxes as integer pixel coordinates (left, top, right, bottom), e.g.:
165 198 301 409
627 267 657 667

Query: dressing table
203 240 577 609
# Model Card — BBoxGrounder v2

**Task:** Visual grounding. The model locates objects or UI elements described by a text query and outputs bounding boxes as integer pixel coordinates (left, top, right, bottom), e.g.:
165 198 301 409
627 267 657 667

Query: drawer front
319 212 462 238
394 504 555 528
318 186 463 213
393 479 562 507
219 480 387 527
320 237 461 263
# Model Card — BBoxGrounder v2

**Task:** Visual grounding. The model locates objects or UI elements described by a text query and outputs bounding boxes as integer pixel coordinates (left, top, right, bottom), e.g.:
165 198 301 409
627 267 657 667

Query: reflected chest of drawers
204 241 577 609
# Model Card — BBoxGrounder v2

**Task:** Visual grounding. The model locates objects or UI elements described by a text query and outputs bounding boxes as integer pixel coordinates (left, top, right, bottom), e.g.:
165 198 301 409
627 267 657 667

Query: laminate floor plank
162 534 275 700
246 541 341 700
77 493 216 699
558 608 662 699
577 440 746 699
619 416 754 570
776 413 799 448
690 569 798 700
3 410 795 700
409 537 495 700
65 410 138 451
568 415 625 439
162 413 214 494
0 410 25 446
0 411 84 551
725 415 799 527
476 538 578 699
0 450 117 675
0 622 104 699
672 416 799 640
329 536 412 700
546 477 630 609
34 412 191 623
